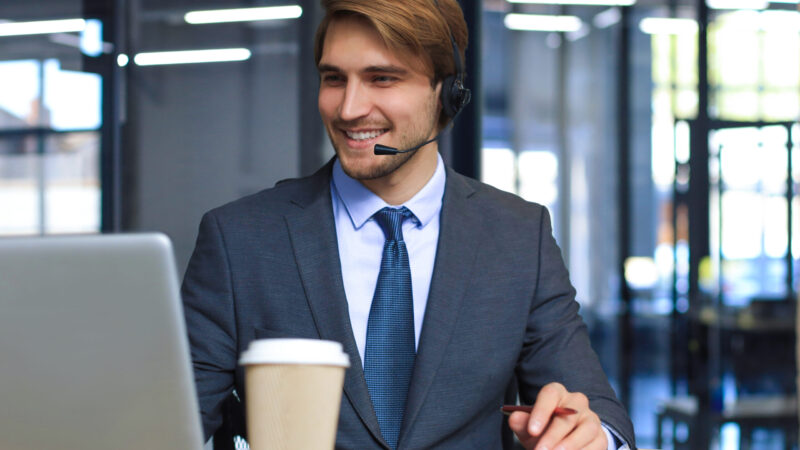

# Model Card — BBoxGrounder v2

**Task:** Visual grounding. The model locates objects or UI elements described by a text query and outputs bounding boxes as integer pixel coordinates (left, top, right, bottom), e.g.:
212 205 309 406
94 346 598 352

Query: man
182 0 635 448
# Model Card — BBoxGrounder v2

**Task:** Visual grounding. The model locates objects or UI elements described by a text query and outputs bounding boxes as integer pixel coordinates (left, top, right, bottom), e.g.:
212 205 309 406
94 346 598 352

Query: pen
500 405 578 416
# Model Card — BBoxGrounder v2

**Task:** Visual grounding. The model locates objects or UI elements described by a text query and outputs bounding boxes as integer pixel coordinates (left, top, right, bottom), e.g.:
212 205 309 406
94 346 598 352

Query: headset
438 0 472 120
373 0 472 155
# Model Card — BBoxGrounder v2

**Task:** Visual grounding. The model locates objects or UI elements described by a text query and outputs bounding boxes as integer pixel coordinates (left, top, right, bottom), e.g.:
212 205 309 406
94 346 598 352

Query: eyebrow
317 64 409 76
317 64 339 73
363 65 409 75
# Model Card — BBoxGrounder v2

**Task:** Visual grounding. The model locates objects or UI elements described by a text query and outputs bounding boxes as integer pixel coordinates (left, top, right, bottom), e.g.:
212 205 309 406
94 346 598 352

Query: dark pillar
688 0 712 446
450 0 481 179
298 0 327 176
84 0 125 232
616 5 633 412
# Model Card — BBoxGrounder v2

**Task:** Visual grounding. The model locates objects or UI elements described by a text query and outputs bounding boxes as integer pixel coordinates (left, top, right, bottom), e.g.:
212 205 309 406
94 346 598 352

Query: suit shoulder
450 170 548 220
205 167 330 221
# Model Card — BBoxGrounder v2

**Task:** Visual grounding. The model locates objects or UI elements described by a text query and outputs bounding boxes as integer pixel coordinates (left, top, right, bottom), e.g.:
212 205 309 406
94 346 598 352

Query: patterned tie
364 206 416 449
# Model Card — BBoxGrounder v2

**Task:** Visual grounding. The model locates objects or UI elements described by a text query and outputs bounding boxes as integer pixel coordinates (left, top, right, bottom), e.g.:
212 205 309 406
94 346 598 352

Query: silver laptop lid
0 233 204 450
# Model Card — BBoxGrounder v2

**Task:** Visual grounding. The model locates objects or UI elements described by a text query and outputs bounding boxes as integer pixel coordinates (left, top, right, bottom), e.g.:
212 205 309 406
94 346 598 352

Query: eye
372 75 398 85
321 73 345 86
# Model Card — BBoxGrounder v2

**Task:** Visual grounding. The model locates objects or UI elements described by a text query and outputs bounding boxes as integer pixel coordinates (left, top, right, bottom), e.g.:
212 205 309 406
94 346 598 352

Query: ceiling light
639 17 699 34
507 0 635 5
504 13 583 32
0 18 86 37
706 0 768 9
133 48 252 66
185 5 302 24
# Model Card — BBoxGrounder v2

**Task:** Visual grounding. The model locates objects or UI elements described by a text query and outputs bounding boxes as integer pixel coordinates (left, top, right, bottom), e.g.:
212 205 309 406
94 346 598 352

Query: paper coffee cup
240 338 350 450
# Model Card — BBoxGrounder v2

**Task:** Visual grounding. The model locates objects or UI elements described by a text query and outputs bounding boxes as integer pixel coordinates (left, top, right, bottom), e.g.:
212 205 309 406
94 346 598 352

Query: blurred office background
1 0 798 447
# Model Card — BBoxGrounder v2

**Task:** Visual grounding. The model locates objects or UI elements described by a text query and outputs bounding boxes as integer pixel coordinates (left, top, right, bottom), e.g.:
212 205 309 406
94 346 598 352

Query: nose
339 80 371 121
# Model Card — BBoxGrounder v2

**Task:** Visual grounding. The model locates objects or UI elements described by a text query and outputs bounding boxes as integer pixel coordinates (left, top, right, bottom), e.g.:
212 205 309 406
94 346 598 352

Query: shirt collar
331 153 446 230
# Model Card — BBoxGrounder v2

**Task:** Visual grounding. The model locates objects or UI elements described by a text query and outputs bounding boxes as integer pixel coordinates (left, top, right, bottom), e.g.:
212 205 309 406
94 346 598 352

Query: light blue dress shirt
329 155 625 450
331 154 446 365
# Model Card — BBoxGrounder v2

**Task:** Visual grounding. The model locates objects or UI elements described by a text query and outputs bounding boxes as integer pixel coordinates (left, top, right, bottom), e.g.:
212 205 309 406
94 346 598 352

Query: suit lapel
399 169 484 445
283 162 385 445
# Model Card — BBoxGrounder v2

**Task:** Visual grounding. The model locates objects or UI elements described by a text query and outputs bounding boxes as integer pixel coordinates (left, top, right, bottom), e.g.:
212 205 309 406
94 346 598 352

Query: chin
337 147 415 181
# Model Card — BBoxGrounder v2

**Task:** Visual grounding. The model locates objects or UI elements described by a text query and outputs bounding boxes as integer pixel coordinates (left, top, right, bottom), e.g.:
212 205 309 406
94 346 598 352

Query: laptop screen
0 233 204 450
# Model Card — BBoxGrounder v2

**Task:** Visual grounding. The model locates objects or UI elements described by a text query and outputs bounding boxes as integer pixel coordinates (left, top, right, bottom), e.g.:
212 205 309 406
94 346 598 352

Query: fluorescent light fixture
768 0 799 3
133 48 252 66
593 7 622 28
639 17 698 34
707 0 768 9
507 0 635 5
185 5 302 24
0 18 86 37
504 13 583 32
117 54 129 67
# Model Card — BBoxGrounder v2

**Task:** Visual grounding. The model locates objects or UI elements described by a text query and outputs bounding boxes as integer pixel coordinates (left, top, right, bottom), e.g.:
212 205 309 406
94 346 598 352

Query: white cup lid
239 338 350 367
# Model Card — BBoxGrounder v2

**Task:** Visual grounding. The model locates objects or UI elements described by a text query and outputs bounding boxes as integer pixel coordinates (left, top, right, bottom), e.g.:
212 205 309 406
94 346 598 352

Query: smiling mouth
344 129 388 141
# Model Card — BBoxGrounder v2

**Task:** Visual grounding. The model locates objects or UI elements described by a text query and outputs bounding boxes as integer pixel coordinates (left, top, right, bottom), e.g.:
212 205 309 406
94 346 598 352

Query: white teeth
345 130 384 140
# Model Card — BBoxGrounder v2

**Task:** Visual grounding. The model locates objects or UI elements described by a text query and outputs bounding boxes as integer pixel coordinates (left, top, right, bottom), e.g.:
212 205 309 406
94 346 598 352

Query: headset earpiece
441 74 471 119
437 0 471 119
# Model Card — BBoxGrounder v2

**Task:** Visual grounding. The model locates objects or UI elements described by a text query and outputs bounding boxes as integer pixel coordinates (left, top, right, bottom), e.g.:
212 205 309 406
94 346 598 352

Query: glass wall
481 0 799 447
0 4 103 236
125 0 303 271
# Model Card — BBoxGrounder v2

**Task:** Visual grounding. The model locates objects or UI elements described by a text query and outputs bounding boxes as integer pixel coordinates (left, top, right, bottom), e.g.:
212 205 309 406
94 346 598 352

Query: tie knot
373 206 415 242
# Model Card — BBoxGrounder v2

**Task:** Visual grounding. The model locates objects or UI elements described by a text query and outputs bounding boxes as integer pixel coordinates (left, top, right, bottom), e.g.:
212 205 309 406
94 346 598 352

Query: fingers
535 409 604 450
508 411 539 448
507 383 608 450
528 383 567 436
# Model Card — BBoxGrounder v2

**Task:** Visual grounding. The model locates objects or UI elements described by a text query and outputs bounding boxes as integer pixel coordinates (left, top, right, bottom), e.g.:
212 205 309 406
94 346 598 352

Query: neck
361 144 438 206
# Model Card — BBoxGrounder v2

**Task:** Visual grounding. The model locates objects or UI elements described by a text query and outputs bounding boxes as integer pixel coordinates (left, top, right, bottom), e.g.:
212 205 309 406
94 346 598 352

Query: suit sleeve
515 207 635 447
181 212 238 441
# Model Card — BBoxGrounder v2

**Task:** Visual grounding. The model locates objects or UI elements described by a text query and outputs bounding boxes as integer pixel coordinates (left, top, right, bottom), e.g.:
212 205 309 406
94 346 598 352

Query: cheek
378 95 422 122
318 89 340 119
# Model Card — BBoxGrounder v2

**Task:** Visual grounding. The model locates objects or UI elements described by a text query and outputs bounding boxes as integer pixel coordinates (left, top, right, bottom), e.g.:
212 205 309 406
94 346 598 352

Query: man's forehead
319 15 432 75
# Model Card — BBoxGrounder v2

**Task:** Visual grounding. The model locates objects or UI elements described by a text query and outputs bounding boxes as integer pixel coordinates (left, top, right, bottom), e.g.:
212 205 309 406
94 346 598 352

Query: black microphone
373 134 442 155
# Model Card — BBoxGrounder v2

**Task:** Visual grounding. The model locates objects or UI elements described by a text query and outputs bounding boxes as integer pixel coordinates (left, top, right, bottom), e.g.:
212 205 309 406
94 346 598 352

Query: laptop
0 233 204 450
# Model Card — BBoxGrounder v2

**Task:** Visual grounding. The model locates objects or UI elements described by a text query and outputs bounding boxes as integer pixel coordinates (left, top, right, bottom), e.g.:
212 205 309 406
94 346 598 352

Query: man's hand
507 382 608 450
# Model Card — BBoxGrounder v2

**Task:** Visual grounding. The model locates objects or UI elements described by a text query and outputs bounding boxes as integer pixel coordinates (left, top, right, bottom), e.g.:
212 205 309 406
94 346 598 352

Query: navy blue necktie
364 206 416 449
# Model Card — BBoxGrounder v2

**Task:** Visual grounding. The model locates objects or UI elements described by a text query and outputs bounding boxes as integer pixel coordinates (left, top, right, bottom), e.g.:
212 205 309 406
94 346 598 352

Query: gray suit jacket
182 160 635 449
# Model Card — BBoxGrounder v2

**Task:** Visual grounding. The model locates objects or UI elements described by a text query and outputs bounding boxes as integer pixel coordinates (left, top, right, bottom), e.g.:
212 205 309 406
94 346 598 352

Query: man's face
318 15 441 181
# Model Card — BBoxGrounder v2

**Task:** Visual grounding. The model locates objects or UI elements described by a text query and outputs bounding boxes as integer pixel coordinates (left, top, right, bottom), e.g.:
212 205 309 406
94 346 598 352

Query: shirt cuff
602 423 631 450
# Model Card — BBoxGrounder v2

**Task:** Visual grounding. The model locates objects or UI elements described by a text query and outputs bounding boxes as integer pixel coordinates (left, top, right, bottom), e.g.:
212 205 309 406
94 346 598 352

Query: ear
433 79 445 120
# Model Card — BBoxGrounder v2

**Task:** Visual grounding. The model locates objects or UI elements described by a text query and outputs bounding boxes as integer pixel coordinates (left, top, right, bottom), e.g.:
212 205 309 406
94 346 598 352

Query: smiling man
181 0 635 449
